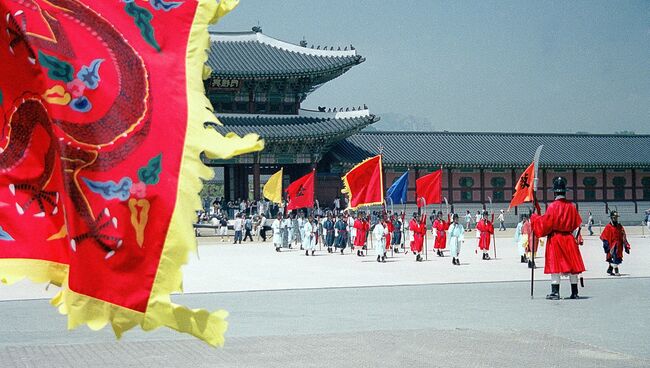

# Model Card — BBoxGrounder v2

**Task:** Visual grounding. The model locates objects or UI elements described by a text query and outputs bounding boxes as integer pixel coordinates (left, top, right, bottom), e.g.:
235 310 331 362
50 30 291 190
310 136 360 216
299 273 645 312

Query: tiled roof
331 131 650 169
209 110 378 142
207 31 364 78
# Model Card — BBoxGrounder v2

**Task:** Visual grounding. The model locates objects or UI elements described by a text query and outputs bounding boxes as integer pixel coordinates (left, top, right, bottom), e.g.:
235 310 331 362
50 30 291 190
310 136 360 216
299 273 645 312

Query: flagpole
420 197 428 261
530 145 544 299
488 196 497 259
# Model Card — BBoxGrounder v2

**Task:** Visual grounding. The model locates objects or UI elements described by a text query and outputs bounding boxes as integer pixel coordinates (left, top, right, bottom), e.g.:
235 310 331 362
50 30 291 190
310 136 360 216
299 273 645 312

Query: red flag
509 162 535 209
286 171 315 210
342 155 384 210
416 170 442 206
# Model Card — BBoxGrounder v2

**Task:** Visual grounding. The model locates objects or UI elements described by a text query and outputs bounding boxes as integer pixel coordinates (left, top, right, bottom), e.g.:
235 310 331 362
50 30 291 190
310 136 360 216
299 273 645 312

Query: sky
215 0 650 134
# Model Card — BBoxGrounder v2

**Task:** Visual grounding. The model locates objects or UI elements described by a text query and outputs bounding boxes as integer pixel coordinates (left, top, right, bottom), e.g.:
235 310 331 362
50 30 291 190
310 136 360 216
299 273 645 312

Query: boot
382 256 386 263
341 249 344 255
607 265 613 275
456 258 460 265
311 250 315 256
485 253 491 260
377 255 381 263
520 255 526 263
276 247 280 252
614 267 620 276
546 284 560 300
357 250 361 257
482 253 487 260
569 283 580 299
452 257 456 265
305 250 309 256
416 254 422 262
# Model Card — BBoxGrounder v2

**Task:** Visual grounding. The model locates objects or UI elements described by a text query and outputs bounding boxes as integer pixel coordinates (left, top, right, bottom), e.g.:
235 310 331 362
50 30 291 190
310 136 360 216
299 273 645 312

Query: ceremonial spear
530 145 544 298
420 197 428 261
488 196 497 259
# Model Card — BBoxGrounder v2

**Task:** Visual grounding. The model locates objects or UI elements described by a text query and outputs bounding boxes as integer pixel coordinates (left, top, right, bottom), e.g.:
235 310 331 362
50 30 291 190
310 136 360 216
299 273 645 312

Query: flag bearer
531 177 585 300
600 210 631 276
476 211 494 260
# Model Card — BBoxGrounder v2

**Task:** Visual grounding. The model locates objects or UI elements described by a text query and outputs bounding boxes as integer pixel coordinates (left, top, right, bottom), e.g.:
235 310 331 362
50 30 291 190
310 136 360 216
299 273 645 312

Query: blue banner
386 171 409 205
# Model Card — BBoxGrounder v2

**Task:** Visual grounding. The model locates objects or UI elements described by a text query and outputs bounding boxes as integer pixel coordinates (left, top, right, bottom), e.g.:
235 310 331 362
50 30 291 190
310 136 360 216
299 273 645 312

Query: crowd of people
197 176 637 300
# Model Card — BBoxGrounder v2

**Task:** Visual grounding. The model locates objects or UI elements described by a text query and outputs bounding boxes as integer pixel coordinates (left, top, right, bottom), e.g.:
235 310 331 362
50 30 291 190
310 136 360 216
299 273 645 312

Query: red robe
409 218 426 253
433 216 450 249
600 223 630 265
353 219 369 248
385 221 394 250
531 198 585 274
476 220 494 250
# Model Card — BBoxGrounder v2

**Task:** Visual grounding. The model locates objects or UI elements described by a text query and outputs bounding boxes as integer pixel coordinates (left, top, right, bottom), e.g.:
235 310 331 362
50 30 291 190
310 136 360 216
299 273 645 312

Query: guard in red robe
476 211 494 260
433 211 450 257
409 212 427 262
385 215 394 251
531 177 585 300
353 212 369 257
600 211 630 276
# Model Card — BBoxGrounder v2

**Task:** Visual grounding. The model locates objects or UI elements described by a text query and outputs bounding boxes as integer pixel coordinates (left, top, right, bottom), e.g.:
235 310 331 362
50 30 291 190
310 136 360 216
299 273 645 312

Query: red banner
416 170 442 206
0 0 261 346
509 162 535 209
342 155 384 209
286 171 315 210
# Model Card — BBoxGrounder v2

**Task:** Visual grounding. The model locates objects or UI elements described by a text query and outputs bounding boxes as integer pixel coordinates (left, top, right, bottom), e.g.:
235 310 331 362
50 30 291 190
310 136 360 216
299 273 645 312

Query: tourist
476 211 494 260
243 215 253 242
409 212 426 262
373 217 388 263
600 210 631 276
323 213 335 253
353 212 369 257
498 210 506 231
271 213 283 252
218 215 228 242
587 211 594 236
233 213 243 244
433 211 450 257
259 213 268 241
475 210 482 239
448 213 465 266
465 210 472 231
303 214 316 256
531 177 585 300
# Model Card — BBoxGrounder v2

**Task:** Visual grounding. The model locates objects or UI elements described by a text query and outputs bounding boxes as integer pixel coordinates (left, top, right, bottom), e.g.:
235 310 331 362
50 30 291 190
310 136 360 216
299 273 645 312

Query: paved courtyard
1 227 649 367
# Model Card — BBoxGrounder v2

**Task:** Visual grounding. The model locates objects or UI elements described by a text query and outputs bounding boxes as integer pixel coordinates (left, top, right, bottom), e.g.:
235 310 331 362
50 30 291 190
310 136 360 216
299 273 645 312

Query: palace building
204 28 650 223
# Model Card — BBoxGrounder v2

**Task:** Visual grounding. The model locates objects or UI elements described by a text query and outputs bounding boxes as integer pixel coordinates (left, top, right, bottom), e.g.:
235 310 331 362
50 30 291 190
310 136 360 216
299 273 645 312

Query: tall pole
420 197 428 261
489 196 497 259
530 145 544 299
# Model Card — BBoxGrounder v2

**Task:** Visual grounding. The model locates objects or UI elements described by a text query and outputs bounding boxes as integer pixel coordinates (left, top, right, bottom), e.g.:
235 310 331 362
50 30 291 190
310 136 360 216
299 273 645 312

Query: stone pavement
3 227 649 300
1 227 649 367
1 278 649 367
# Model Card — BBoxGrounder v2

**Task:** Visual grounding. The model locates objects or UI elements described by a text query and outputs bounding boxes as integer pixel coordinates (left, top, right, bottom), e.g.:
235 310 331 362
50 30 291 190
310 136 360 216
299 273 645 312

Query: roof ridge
352 130 650 138
209 30 359 58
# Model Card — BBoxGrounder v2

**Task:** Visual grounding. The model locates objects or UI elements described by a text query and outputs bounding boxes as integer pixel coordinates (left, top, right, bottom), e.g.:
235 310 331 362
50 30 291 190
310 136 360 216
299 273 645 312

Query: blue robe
323 219 335 247
334 219 347 249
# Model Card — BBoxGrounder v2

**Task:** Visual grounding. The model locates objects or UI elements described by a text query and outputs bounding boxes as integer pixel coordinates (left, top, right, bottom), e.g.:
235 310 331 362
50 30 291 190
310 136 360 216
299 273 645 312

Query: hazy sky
216 0 650 134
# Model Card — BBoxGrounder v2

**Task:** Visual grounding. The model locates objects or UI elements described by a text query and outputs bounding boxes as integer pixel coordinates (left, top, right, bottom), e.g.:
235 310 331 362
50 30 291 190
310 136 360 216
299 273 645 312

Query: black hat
552 176 567 194
609 210 619 218
412 212 419 218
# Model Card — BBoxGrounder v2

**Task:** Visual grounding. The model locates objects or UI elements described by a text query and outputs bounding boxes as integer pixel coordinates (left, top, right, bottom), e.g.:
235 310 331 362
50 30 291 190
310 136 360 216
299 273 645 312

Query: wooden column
602 169 608 201
573 169 579 211
479 169 485 204
447 167 453 205
542 169 548 204
511 169 518 215
223 165 231 200
253 155 261 201
632 168 638 213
